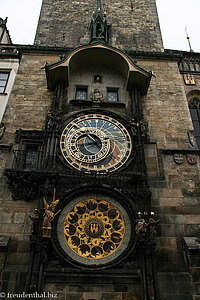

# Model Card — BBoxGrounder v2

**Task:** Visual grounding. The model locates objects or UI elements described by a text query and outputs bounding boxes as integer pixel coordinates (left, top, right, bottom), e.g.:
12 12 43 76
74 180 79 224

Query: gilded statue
42 189 60 238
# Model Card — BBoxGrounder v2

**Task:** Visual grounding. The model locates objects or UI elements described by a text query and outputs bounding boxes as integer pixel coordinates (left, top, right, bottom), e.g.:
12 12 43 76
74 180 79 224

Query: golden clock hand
86 133 96 142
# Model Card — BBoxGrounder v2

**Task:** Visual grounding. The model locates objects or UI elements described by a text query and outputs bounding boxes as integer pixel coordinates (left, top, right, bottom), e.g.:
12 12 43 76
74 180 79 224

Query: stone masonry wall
1 54 60 143
0 53 61 232
0 53 60 292
139 59 193 148
139 58 200 298
34 0 164 52
0 52 200 297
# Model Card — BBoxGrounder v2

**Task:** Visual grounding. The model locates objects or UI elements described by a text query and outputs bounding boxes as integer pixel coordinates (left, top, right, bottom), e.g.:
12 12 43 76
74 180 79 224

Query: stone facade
0 47 199 298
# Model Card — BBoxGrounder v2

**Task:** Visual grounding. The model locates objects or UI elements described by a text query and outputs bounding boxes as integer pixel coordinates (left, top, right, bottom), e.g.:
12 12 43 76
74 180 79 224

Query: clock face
63 198 125 260
56 194 132 266
60 113 132 173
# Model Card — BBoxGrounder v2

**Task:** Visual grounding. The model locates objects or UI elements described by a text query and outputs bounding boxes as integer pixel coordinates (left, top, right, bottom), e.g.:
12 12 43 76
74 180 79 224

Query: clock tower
2 0 200 299
31 0 154 296
42 37 152 273
35 0 164 52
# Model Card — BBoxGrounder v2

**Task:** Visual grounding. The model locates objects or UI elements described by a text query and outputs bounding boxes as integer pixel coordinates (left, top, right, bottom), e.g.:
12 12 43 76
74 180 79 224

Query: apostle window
0 71 10 94
107 88 118 102
189 98 200 148
75 86 88 100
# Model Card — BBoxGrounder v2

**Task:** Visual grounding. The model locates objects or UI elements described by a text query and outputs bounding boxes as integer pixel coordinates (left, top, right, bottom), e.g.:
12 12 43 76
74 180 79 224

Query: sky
1 0 200 52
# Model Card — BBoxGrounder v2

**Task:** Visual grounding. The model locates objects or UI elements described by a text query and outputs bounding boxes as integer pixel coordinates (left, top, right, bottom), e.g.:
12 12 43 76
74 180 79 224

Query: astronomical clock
52 110 137 268
55 194 133 268
3 1 156 295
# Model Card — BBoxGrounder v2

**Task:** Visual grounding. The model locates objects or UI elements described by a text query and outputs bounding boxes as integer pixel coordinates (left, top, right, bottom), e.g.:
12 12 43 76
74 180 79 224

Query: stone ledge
184 237 200 255
160 148 200 155
0 144 13 150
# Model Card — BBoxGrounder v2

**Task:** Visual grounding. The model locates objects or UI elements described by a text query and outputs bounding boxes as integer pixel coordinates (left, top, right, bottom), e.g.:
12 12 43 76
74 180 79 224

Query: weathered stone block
13 212 25 224
186 215 200 225
7 253 30 265
0 211 12 224
159 197 183 207
161 189 183 198
65 293 83 300
161 224 184 237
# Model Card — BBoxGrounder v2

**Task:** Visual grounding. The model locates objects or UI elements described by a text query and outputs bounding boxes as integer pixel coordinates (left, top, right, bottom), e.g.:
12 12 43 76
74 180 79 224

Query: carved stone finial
89 0 108 43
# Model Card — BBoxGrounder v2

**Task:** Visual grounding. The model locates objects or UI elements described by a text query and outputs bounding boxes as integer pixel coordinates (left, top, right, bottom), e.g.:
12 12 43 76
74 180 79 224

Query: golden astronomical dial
63 198 125 260
57 195 132 266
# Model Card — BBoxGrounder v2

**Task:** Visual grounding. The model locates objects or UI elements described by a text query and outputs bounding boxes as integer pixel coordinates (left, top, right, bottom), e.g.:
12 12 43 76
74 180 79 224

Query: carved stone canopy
45 42 152 94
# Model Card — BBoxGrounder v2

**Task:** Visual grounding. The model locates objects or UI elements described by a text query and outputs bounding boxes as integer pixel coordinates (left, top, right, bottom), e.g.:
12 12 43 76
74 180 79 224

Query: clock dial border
60 112 133 173
56 193 132 267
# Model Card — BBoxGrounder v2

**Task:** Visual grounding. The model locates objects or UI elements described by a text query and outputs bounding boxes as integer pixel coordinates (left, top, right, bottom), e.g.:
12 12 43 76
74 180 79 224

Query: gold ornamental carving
63 198 125 259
